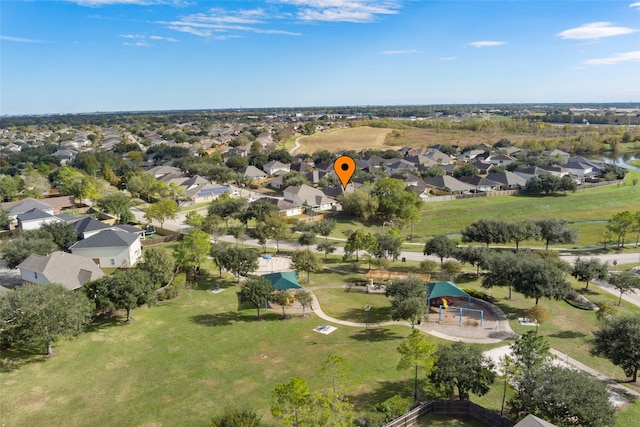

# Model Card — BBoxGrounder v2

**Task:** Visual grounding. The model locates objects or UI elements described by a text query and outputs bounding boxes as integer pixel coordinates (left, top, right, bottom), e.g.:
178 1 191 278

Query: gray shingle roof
17 208 56 222
73 217 111 235
70 229 139 249
17 251 105 290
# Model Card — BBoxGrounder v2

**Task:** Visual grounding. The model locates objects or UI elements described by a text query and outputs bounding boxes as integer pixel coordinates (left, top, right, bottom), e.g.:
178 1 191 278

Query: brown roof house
18 251 105 290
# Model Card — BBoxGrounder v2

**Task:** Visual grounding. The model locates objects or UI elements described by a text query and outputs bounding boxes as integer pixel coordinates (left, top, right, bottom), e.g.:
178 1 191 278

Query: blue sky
1 1 639 115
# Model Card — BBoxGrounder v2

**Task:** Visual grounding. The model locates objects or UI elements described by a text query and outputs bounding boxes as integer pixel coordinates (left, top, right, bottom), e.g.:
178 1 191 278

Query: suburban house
283 184 336 212
486 171 528 190
70 229 142 268
73 216 112 239
263 160 291 176
4 198 55 221
239 165 268 181
542 149 571 164
486 153 516 166
457 175 503 192
16 208 63 231
385 159 418 175
423 176 476 194
18 251 105 290
255 197 304 217
190 185 230 203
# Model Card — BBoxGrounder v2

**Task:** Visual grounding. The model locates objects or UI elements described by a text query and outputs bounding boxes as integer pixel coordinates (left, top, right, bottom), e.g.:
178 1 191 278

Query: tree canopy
592 313 640 382
430 342 495 400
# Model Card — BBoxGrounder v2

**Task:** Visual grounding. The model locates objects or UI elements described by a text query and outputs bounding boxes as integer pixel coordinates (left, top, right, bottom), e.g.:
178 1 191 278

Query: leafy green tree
245 199 278 223
39 221 78 250
210 408 265 427
452 163 479 178
592 313 640 382
571 257 609 290
385 277 427 327
536 218 577 250
225 155 248 171
319 354 358 399
423 235 458 266
441 260 462 281
454 245 489 276
607 210 635 248
138 246 174 288
210 242 231 278
268 148 294 164
173 229 211 281
430 342 495 400
96 193 132 222
559 175 578 193
0 175 22 202
0 208 10 229
144 199 178 230
291 249 322 284
339 188 379 221
312 219 336 241
374 232 403 261
0 283 93 355
255 212 289 253
513 256 571 304
397 329 437 401
316 241 336 260
109 269 156 322
219 247 258 282
1 235 58 268
510 331 551 372
295 290 313 316
297 231 316 247
343 229 367 263
461 219 509 247
269 290 295 319
508 365 615 427
526 173 562 194
373 178 420 222
240 275 275 320
608 272 640 306
208 193 248 230
482 251 521 299
281 171 309 188
271 377 311 427
506 220 540 251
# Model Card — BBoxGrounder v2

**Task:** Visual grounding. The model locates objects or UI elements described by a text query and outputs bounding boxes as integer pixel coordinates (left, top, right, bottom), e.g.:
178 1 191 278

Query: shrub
462 288 497 303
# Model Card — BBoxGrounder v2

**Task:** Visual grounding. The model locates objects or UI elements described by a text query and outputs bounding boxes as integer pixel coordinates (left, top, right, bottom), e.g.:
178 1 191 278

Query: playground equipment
438 305 484 326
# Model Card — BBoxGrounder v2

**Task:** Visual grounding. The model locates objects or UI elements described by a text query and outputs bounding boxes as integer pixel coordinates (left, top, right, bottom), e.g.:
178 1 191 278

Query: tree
39 221 79 250
525 305 548 333
592 313 640 382
297 231 316 247
461 219 509 247
512 256 571 304
225 155 248 171
281 171 309 188
270 290 295 319
127 171 166 202
174 229 211 281
1 235 58 268
374 232 403 261
138 246 174 288
0 175 22 202
210 408 265 427
240 275 275 320
210 242 230 278
255 212 289 253
508 365 615 427
607 210 635 249
316 241 336 260
144 199 178 230
0 283 94 355
452 163 479 178
244 199 278 223
454 245 488 277
109 269 156 321
607 272 640 306
219 247 258 282
396 329 437 401
559 174 578 193
441 260 462 281
536 218 577 250
430 342 495 400
343 229 367 263
481 251 520 299
423 235 458 266
208 193 248 230
96 193 132 223
291 249 322 284
313 219 336 241
506 221 540 251
373 178 420 222
339 188 379 221
511 331 551 373
571 257 609 290
295 290 313 316
526 173 562 194
385 277 427 327
271 377 311 427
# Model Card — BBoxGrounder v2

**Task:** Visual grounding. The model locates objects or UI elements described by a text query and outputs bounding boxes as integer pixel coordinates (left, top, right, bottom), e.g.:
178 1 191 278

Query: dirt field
294 126 392 154
293 126 548 155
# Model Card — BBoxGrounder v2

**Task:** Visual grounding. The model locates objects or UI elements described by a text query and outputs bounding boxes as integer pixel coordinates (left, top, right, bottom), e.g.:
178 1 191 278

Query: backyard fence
384 400 513 427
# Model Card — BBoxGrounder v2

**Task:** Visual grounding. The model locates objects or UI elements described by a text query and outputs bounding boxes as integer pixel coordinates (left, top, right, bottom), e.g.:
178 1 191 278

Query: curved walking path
305 284 515 344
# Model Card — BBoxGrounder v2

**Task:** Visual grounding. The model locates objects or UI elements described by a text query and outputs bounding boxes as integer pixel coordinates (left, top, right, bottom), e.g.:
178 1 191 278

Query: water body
601 154 640 171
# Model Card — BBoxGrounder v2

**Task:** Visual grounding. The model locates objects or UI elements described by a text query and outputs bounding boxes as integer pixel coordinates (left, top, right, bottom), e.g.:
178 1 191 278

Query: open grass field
2 255 639 427
331 171 640 248
384 127 555 149
294 126 392 154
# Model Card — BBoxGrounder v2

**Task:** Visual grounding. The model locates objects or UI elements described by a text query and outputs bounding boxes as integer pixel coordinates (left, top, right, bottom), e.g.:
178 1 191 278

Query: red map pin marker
334 155 356 190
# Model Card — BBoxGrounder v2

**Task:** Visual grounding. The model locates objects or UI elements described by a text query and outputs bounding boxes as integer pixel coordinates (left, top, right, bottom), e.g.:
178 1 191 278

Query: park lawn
0 273 417 427
295 127 392 154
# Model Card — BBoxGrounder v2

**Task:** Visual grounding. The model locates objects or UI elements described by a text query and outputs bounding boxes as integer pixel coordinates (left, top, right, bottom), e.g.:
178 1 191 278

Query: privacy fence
383 400 513 427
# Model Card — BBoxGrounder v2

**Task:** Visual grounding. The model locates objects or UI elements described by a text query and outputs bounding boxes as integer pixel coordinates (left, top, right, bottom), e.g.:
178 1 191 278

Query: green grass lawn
331 171 640 248
2 254 640 426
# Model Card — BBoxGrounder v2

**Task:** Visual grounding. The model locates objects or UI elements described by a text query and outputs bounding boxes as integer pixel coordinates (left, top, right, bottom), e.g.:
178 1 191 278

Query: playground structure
426 282 486 327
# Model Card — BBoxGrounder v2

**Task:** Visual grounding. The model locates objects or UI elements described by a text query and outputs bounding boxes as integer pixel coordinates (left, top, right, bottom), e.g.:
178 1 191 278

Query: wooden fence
384 400 513 427
142 233 183 246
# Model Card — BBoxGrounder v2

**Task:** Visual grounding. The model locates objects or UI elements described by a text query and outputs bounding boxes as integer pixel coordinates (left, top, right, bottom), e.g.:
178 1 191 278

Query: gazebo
426 281 471 310
261 271 303 291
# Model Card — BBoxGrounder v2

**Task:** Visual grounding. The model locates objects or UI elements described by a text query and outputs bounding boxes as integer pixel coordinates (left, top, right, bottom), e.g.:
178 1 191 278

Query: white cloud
437 56 457 61
123 41 152 46
120 34 145 39
162 7 302 38
469 41 505 48
630 2 640 8
379 49 419 55
584 50 640 65
149 35 178 41
71 0 192 6
279 0 401 23
0 35 47 43
557 22 636 39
